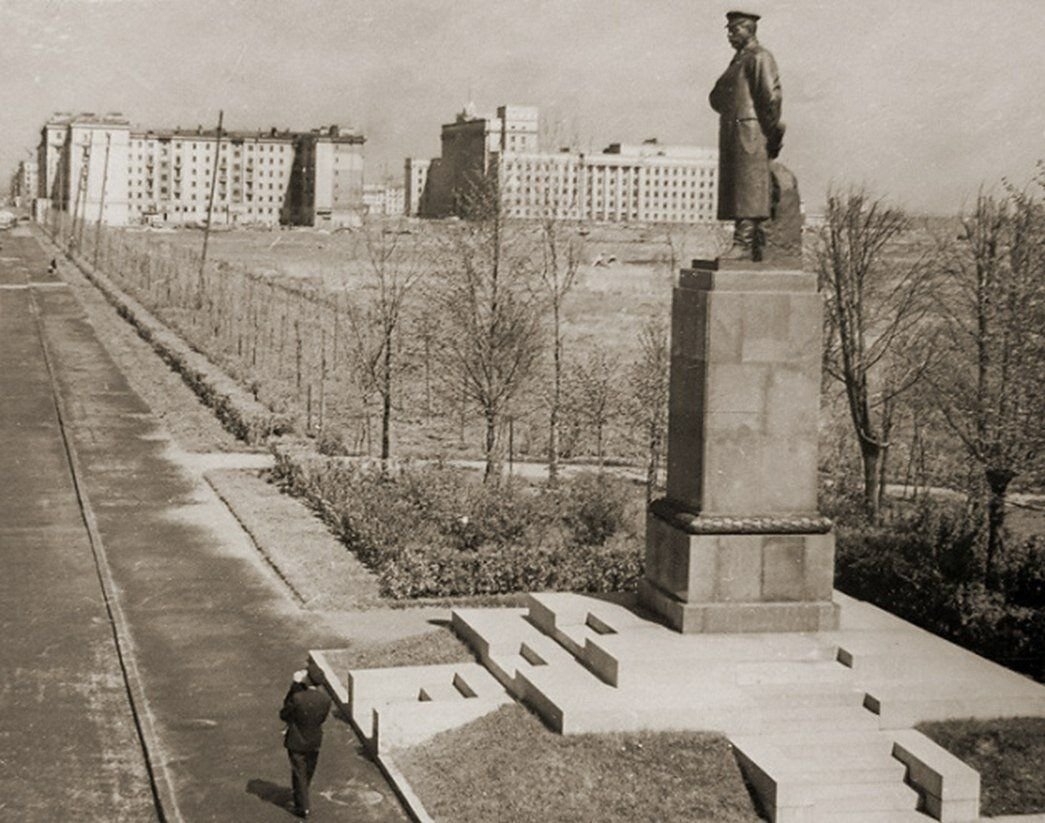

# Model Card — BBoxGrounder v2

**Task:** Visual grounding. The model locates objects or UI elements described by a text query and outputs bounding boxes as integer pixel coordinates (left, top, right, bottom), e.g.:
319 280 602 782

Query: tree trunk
483 409 500 483
548 303 562 484
984 468 1014 589
381 338 392 460
646 429 661 503
859 437 883 524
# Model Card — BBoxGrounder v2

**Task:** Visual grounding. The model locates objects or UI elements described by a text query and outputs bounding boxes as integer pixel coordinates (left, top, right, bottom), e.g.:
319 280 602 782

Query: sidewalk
0 230 157 820
4 231 413 821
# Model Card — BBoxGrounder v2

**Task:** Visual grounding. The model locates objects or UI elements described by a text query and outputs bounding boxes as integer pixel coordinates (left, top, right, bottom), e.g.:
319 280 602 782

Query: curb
309 650 436 823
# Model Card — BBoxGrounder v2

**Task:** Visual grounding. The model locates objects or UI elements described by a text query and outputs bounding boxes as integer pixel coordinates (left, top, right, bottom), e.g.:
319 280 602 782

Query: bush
560 473 635 546
270 446 644 600
835 501 1044 680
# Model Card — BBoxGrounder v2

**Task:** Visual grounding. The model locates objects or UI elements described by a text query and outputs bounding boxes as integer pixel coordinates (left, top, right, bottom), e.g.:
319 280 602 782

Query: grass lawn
395 704 764 823
918 717 1045 816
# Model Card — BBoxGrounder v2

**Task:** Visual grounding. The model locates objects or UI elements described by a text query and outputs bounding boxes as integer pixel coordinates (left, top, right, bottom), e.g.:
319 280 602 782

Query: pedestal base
641 505 839 634
639 579 839 633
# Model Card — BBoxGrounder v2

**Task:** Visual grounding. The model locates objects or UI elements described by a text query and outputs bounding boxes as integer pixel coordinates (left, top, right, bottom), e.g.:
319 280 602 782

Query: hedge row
271 442 644 599
60 239 292 443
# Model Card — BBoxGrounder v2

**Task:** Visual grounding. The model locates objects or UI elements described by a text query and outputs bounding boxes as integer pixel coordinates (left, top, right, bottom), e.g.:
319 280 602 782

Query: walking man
280 664 331 818
709 9 785 261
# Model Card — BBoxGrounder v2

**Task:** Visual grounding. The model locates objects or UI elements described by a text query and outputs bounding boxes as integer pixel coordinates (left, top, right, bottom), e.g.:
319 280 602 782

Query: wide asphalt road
0 229 407 822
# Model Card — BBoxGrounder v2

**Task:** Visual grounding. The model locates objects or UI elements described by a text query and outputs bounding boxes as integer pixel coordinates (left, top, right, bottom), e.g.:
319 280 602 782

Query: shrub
270 446 644 600
560 472 636 546
835 501 1043 681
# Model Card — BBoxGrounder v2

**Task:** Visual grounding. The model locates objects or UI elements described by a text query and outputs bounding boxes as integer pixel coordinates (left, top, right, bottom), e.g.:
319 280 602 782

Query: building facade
413 104 718 224
11 160 38 209
35 113 365 228
403 157 430 216
362 183 405 216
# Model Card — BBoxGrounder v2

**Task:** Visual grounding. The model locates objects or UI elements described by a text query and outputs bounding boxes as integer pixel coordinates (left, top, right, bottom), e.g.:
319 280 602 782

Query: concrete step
745 730 898 759
453 667 509 700
747 684 868 709
554 622 602 657
811 811 934 823
732 732 905 790
526 591 651 628
451 607 529 657
866 692 1045 729
519 633 577 666
810 780 920 811
486 651 540 696
754 705 880 735
736 659 855 686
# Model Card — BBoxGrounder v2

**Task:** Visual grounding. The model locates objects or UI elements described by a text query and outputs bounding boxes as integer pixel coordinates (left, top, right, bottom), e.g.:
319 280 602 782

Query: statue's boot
720 219 759 261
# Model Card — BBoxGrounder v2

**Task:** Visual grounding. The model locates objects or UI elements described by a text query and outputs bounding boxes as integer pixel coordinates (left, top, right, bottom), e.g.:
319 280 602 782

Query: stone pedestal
640 265 839 633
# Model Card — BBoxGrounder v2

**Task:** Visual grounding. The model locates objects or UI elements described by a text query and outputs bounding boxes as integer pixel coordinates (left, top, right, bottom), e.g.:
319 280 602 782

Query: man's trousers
288 749 319 814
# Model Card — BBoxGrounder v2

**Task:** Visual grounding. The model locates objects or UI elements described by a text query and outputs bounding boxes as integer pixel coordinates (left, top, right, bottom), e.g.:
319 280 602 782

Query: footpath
0 230 419 821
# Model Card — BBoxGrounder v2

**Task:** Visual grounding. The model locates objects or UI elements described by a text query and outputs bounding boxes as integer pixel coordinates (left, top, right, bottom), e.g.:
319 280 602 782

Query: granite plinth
641 508 839 633
644 263 837 633
665 266 822 516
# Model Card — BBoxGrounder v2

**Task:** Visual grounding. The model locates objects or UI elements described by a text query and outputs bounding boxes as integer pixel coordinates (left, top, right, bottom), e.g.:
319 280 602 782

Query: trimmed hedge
271 442 644 599
62 241 292 443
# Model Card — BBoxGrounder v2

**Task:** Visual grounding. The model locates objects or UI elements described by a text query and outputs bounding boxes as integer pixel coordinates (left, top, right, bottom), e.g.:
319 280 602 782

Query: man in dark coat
280 665 332 818
709 10 785 260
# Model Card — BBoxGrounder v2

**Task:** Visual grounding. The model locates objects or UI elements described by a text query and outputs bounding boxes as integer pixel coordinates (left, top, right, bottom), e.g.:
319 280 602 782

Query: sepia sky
1 0 1043 214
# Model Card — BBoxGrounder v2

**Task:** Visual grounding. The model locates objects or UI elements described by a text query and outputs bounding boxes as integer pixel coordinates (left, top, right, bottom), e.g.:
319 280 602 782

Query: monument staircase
317 590 1045 822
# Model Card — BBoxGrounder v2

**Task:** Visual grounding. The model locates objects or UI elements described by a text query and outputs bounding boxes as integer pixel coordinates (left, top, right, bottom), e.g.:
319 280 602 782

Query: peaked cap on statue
725 10 761 23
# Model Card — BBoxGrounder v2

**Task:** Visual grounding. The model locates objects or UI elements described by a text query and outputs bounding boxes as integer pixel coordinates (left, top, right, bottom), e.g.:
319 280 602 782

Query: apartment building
36 113 365 228
422 104 540 217
414 104 718 224
404 157 430 216
11 160 38 209
362 183 405 216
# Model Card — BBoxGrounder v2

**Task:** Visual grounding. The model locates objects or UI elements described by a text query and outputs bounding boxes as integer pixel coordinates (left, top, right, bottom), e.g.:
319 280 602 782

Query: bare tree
627 318 671 502
346 216 426 460
815 187 935 522
926 180 1045 585
566 350 621 470
533 211 585 483
431 177 544 481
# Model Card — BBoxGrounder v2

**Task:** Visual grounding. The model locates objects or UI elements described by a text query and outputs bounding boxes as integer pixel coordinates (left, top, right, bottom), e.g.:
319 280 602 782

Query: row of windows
129 191 284 203
131 140 291 153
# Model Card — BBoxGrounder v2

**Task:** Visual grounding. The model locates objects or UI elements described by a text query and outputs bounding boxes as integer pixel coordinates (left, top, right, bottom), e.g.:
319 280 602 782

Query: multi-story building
12 160 38 209
414 104 718 224
283 126 366 227
40 112 132 226
362 183 405 216
36 114 365 228
422 104 540 217
403 157 430 215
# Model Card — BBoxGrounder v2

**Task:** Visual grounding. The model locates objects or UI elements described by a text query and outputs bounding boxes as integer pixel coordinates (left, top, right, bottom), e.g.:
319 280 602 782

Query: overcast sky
2 0 1042 214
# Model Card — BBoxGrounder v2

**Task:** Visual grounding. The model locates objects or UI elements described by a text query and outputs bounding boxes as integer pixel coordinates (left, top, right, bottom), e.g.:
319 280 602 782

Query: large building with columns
412 104 718 224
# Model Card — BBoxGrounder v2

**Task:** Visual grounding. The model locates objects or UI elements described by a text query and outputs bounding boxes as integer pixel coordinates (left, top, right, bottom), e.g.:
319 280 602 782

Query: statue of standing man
710 10 785 261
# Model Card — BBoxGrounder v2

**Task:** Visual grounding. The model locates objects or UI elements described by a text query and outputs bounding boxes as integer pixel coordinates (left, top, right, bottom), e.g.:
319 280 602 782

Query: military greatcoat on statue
709 40 783 221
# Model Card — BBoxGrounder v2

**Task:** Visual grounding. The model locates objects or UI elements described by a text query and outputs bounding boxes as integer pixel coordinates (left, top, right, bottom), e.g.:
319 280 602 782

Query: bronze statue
709 10 785 261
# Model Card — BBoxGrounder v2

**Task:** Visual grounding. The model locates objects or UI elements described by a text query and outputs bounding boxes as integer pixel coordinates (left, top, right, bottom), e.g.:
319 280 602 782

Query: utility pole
93 132 112 269
198 109 224 308
69 136 92 254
